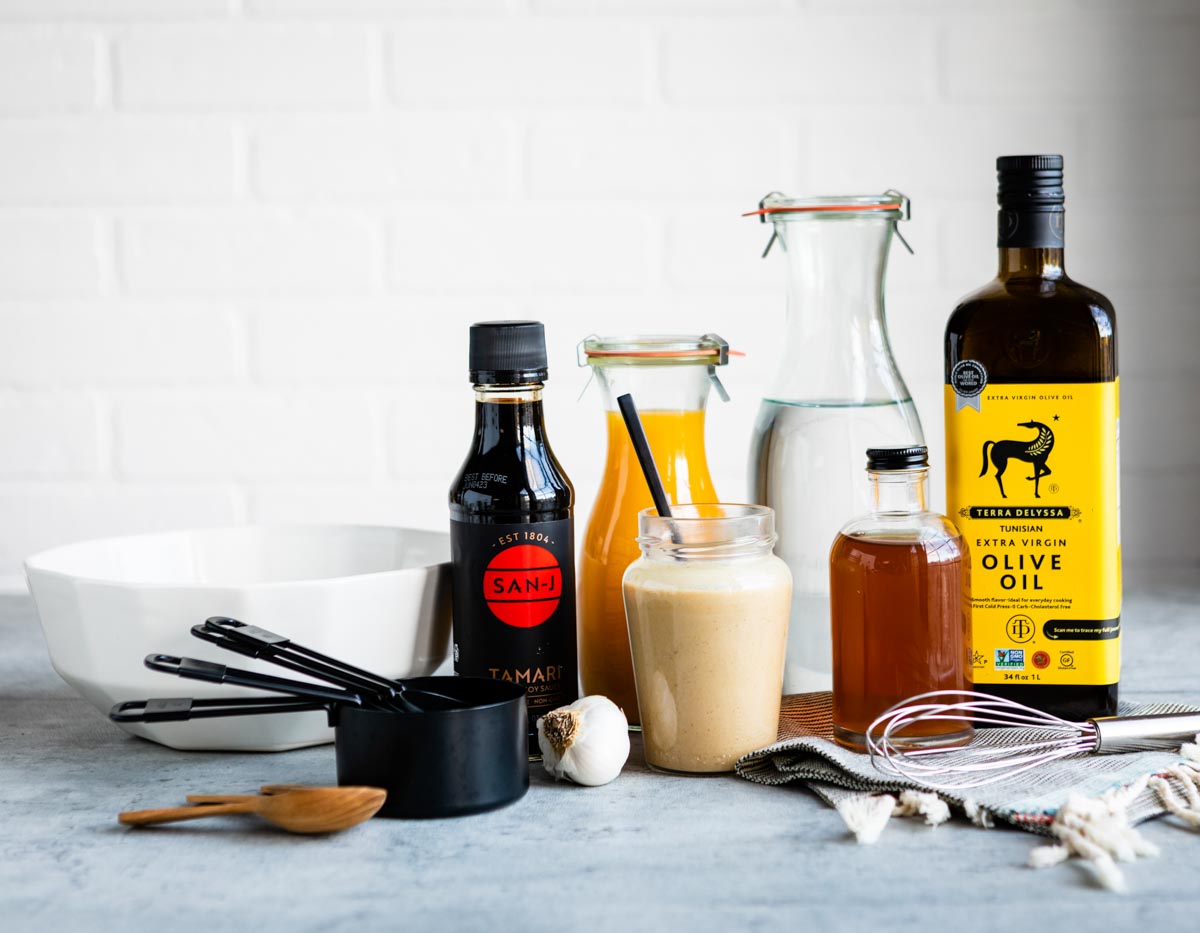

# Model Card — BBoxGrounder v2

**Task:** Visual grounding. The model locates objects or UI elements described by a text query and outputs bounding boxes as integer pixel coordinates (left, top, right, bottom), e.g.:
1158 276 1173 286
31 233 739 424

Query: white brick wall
0 215 102 295
389 206 653 292
0 29 96 114
252 115 517 199
0 396 100 478
0 2 227 17
526 115 787 199
0 303 241 386
114 26 375 110
114 392 378 480
119 211 379 293
663 17 937 105
1 1 1197 586
0 121 236 200
388 23 648 105
942 18 1200 106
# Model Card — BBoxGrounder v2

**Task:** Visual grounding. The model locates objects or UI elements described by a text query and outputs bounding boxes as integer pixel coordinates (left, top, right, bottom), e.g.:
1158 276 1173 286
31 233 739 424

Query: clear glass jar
622 504 791 774
829 447 970 752
748 192 924 694
578 335 731 725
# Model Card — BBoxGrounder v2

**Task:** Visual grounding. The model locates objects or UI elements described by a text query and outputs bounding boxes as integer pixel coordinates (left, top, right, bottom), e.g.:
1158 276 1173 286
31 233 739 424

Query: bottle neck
472 384 546 453
593 366 716 505
996 204 1065 279
870 469 928 515
768 216 909 402
998 247 1065 280
593 363 713 414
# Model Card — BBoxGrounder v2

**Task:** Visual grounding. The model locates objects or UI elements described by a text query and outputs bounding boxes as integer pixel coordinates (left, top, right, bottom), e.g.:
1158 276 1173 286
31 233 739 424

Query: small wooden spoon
185 784 307 803
119 786 386 834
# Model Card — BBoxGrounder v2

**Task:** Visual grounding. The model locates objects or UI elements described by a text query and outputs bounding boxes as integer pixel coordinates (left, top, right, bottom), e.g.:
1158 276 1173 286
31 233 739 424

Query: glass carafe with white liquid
748 192 924 694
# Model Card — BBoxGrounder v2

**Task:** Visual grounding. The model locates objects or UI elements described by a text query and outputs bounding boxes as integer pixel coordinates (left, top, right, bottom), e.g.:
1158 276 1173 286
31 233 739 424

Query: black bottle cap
866 446 928 471
469 320 548 385
997 154 1064 209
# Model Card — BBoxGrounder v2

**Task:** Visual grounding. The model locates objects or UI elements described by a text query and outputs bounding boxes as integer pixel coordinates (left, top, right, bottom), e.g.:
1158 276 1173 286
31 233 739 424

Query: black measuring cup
117 651 529 818
332 676 528 818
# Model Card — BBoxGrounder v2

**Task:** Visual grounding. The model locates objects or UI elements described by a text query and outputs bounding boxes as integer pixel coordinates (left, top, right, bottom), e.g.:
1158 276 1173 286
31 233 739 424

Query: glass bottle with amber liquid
944 156 1119 720
830 446 971 752
449 321 579 756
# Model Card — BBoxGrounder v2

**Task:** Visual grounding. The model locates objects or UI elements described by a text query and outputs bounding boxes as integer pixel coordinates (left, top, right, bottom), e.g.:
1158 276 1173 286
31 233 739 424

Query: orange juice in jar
578 335 733 725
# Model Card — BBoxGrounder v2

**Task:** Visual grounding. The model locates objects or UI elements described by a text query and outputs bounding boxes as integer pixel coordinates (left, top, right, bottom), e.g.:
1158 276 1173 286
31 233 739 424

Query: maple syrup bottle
830 446 971 752
944 156 1119 720
449 321 578 756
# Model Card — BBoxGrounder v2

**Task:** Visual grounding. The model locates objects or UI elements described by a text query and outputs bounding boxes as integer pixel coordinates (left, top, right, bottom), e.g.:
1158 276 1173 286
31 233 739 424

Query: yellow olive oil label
944 378 1120 686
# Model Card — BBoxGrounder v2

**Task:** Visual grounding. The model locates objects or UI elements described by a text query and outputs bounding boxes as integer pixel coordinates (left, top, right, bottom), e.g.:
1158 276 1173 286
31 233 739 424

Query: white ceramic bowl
25 524 452 752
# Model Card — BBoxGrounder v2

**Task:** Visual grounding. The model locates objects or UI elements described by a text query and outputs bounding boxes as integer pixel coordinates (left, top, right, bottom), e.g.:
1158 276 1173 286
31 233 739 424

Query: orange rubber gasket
584 348 746 358
742 202 903 217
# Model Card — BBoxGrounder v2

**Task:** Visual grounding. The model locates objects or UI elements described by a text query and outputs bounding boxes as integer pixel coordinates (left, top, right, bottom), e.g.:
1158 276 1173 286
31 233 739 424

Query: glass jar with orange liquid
578 335 733 726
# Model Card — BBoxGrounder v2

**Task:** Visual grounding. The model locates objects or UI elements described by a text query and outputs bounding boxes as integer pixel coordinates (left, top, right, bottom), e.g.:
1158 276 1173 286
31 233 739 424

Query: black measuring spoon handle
144 654 365 706
200 618 466 711
202 618 437 711
110 696 328 724
206 618 396 687
191 624 265 660
192 623 410 709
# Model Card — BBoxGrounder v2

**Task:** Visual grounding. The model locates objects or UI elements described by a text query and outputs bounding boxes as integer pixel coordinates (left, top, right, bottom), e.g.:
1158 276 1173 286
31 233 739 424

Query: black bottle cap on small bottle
866 446 928 471
468 320 549 385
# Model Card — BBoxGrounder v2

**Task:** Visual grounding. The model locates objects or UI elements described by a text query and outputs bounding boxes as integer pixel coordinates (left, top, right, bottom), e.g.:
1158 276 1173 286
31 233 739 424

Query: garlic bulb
536 695 630 786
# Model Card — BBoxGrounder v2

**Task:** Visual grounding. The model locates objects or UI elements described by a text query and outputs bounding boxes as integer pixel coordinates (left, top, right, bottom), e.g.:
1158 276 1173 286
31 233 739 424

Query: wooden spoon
184 784 308 803
118 786 386 834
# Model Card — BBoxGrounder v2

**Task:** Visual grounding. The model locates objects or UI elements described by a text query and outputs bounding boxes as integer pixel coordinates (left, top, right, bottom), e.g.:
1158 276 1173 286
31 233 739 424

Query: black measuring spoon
111 695 326 723
144 655 372 707
189 624 419 713
199 617 466 711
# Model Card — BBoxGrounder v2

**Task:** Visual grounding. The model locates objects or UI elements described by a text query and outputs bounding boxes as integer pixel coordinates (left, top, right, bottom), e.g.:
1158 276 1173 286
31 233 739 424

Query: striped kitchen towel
736 692 1200 834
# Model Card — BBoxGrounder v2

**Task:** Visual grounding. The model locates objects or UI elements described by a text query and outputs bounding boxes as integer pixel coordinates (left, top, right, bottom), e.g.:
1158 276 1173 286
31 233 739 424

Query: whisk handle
1091 712 1200 753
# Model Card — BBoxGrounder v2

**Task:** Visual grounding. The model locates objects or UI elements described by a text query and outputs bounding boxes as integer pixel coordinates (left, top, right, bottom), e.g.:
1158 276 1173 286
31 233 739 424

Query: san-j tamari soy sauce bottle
944 156 1119 720
450 321 579 756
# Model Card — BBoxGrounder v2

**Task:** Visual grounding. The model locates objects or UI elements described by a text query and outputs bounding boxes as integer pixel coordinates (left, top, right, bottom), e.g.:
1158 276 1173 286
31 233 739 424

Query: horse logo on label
980 420 1055 499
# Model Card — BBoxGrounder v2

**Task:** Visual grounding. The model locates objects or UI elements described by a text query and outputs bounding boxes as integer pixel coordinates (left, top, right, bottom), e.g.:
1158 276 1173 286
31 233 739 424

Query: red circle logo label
1032 650 1051 670
483 544 562 628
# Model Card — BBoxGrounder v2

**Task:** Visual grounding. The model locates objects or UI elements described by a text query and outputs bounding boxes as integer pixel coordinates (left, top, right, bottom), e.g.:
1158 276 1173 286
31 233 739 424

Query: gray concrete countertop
3 580 1199 932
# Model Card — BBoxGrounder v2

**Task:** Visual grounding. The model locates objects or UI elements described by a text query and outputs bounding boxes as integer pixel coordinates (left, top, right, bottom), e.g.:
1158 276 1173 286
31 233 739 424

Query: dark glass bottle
944 156 1120 720
449 321 578 756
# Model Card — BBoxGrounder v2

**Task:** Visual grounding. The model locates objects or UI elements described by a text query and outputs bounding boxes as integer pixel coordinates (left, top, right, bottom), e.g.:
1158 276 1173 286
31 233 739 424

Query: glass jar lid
745 190 910 223
578 333 737 368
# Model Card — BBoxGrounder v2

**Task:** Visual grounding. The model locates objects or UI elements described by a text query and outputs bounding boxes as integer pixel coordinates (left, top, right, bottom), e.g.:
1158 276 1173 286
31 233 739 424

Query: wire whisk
866 690 1200 790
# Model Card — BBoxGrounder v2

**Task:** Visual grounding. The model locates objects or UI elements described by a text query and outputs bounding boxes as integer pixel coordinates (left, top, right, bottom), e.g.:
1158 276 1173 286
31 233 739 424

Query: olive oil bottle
944 155 1119 720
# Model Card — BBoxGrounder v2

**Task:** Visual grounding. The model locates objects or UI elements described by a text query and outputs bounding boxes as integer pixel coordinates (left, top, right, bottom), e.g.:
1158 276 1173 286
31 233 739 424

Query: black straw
617 393 672 518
